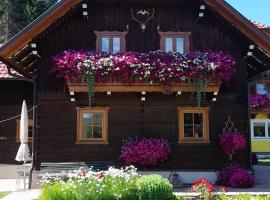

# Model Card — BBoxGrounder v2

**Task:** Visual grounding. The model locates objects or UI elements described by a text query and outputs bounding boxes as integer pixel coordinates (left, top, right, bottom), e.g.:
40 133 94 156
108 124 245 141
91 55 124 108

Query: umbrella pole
24 161 26 190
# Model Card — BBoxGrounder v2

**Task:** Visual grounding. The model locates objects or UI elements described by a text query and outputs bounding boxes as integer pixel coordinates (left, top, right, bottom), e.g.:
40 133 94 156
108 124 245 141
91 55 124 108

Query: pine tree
0 0 57 44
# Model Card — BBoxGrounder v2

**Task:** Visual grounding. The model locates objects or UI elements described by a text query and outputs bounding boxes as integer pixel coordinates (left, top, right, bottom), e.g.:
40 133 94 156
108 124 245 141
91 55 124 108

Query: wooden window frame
256 82 268 95
159 32 191 54
76 107 109 144
178 107 209 143
16 119 33 143
95 31 127 53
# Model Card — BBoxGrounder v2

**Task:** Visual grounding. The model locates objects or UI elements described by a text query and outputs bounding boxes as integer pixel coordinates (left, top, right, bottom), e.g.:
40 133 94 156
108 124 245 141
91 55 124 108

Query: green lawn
0 192 10 199
258 158 270 166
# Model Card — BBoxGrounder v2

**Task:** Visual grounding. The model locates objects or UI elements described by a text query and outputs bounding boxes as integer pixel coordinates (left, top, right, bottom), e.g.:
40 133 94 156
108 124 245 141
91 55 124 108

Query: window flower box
52 50 235 105
67 80 220 93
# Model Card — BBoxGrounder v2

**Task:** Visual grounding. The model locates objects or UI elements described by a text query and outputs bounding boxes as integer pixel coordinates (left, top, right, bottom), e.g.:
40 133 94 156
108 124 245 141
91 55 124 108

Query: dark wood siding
32 0 250 170
0 80 33 164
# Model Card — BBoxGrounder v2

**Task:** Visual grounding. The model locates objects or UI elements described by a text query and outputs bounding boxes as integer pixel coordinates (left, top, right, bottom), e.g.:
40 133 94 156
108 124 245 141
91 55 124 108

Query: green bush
39 181 77 200
39 176 139 200
137 174 176 200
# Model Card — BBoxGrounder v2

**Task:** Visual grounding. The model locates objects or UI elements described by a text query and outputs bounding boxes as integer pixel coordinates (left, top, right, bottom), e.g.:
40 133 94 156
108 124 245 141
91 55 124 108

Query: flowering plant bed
120 137 171 166
53 50 236 85
52 50 235 105
191 178 215 200
39 166 177 200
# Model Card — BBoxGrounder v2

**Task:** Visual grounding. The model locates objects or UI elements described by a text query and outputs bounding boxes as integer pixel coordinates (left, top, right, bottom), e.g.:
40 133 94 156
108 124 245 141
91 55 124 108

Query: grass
0 192 10 199
258 159 270 166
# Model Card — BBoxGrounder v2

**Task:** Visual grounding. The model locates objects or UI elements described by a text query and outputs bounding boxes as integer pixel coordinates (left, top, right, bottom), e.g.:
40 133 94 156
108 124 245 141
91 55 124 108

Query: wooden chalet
0 0 270 177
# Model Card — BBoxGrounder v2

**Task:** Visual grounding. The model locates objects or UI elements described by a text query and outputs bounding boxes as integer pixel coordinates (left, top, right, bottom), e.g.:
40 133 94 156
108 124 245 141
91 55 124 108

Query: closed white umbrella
15 100 31 190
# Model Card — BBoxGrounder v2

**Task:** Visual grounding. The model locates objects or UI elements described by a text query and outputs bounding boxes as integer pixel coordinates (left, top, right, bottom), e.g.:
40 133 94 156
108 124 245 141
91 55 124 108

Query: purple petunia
249 94 270 109
52 50 236 88
219 132 247 155
120 137 171 167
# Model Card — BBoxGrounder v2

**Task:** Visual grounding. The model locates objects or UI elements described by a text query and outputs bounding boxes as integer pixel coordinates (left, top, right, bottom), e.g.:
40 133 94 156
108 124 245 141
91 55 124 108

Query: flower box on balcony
67 81 220 93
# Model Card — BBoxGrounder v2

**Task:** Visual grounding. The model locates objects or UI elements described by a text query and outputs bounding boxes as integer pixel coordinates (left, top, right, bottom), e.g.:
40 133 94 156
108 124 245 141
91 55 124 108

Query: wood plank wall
0 80 33 164
12 0 250 169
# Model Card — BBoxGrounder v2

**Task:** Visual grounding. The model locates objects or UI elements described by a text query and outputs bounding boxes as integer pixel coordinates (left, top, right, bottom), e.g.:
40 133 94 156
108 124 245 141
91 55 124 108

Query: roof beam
0 0 81 58
0 56 33 78
204 0 270 54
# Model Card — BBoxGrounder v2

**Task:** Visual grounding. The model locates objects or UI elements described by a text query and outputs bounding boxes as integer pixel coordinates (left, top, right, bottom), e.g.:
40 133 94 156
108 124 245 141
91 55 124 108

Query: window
95 31 127 53
256 83 268 95
251 119 270 139
178 107 209 143
159 32 191 54
76 107 108 144
16 119 33 142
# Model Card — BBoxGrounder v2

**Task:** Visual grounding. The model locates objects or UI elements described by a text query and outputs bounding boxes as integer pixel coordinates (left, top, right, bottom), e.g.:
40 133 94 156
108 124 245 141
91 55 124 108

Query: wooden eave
204 0 270 54
0 0 81 59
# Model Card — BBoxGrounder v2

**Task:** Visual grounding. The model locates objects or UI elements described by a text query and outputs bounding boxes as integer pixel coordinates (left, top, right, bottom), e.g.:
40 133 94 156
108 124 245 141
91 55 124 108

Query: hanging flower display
219 132 247 160
249 94 270 110
52 50 236 106
120 137 171 167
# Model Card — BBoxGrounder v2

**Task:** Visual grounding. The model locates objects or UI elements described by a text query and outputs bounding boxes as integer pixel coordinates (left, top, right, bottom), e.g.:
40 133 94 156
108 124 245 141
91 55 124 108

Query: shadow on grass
258 159 270 166
0 192 10 199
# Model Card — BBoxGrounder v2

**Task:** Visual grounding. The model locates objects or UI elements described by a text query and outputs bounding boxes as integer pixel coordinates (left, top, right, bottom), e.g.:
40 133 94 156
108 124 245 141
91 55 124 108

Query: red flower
220 186 228 193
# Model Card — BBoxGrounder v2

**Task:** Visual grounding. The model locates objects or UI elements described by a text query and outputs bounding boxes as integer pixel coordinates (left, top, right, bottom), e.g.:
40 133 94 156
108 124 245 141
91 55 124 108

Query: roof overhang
0 0 269 78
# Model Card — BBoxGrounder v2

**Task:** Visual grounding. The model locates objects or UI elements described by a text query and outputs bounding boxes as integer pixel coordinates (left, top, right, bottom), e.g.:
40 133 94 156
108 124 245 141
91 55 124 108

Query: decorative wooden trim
16 119 33 143
177 107 210 144
159 31 191 53
76 107 109 144
68 82 220 93
95 31 127 53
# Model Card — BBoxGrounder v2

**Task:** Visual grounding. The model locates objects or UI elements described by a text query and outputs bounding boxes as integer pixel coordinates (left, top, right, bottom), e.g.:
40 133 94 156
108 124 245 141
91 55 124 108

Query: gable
0 0 269 79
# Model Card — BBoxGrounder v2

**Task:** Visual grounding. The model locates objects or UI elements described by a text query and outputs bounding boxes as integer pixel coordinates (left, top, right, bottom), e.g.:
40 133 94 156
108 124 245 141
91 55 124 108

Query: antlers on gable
131 8 154 32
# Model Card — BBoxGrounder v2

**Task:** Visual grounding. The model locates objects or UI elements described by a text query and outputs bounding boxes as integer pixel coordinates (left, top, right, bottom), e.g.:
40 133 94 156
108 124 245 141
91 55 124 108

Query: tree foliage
0 0 57 43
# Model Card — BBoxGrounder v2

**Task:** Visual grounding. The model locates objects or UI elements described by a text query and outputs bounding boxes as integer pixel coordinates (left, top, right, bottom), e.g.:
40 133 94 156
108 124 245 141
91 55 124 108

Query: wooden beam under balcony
67 82 220 93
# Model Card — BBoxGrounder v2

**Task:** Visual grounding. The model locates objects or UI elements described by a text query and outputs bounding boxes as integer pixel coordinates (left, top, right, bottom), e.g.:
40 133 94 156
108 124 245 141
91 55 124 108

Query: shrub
191 178 215 200
120 137 171 166
39 181 77 200
137 174 176 200
216 163 254 188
